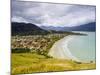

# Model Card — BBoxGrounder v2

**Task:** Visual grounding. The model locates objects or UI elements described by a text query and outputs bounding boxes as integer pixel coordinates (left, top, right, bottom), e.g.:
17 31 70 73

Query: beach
48 35 79 61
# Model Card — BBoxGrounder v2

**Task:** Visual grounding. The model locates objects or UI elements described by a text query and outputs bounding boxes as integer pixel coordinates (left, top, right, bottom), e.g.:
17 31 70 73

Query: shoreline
48 33 95 63
48 35 79 61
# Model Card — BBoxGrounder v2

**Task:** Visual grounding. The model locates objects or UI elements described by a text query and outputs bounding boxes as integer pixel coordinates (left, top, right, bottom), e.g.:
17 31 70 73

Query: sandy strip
48 35 79 61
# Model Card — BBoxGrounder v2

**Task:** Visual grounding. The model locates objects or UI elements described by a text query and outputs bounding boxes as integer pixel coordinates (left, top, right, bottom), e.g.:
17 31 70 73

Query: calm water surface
68 31 96 62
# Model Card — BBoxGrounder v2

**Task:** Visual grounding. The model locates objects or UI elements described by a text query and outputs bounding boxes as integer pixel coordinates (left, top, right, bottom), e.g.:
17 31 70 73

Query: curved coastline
48 35 79 61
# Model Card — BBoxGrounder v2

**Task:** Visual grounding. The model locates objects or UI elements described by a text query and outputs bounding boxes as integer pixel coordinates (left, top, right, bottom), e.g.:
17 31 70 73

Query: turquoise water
68 32 96 62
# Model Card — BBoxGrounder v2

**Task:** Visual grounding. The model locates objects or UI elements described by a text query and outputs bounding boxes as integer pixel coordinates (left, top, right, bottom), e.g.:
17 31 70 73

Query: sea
68 31 96 62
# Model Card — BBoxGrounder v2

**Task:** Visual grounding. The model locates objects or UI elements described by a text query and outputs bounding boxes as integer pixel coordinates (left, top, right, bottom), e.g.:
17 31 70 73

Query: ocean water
68 32 96 62
48 31 96 62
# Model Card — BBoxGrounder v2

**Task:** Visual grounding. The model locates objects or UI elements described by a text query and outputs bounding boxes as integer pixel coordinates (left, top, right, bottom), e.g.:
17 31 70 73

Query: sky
12 0 96 27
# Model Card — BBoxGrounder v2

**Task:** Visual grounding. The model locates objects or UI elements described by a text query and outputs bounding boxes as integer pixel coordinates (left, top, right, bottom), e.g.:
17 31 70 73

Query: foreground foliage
12 53 96 75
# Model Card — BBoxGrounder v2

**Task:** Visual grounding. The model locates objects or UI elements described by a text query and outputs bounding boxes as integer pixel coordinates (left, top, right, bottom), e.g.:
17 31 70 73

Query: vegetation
12 48 30 53
12 53 96 75
11 22 50 36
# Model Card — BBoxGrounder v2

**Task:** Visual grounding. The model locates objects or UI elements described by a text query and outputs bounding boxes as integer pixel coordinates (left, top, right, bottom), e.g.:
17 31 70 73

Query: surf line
48 35 79 61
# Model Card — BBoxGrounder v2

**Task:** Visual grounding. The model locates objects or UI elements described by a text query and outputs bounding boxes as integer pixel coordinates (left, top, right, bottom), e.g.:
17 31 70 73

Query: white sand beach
48 35 79 61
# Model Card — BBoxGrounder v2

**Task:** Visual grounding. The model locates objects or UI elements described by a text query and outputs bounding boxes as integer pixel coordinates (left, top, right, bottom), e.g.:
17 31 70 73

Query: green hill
11 22 49 36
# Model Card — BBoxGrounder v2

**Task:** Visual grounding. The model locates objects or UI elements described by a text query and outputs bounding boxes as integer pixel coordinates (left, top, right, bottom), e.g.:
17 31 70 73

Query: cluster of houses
11 34 67 54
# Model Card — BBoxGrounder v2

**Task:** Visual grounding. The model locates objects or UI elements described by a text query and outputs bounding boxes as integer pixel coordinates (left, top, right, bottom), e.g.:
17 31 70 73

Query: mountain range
40 22 96 31
12 22 96 36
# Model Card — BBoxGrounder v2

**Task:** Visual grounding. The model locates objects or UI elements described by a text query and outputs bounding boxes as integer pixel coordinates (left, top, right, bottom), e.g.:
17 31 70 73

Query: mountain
40 26 62 31
11 22 49 36
40 22 96 31
64 22 96 31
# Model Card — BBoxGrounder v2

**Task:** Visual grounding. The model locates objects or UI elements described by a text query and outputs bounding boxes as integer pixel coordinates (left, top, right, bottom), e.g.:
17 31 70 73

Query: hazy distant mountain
40 22 96 31
40 26 63 31
11 22 49 36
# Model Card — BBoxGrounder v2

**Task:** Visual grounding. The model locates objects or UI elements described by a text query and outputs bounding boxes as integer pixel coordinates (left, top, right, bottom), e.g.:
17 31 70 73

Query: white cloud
12 16 29 23
12 1 96 27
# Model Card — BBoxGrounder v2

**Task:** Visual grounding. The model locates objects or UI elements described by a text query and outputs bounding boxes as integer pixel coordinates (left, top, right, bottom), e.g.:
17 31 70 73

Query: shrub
12 48 31 53
74 61 82 64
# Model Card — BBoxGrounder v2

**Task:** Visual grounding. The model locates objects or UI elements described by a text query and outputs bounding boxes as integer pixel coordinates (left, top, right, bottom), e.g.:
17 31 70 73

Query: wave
48 35 79 61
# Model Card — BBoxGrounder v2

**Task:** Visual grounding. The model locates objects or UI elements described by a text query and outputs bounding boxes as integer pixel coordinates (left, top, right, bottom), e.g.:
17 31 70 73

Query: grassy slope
12 53 96 75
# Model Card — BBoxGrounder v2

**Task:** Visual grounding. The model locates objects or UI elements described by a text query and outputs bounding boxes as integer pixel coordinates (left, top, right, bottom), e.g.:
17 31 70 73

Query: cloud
12 16 28 23
12 1 96 27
